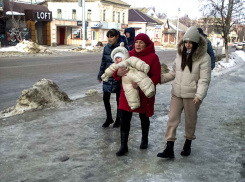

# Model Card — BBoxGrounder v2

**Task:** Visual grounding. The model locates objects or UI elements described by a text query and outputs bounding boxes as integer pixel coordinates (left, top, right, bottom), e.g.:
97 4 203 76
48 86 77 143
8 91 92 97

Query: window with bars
118 12 120 23
72 9 77 20
87 10 91 20
57 9 62 19
103 10 106 21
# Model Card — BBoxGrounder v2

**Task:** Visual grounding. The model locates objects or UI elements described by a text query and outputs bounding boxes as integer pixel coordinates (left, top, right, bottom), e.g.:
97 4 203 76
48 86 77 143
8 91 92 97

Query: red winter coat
113 42 161 117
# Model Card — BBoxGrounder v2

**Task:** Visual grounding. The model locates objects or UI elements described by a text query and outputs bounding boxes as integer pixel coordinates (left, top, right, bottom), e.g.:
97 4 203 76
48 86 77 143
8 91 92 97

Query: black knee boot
157 141 175 158
140 124 149 149
140 114 149 149
180 139 192 156
116 132 129 156
113 110 120 128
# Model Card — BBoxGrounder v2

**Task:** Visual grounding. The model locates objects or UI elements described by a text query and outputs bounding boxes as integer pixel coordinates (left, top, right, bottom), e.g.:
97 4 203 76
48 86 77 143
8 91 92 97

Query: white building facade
47 0 130 46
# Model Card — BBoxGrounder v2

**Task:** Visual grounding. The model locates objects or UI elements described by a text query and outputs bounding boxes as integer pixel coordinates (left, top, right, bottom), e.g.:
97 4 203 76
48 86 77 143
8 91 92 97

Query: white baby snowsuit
101 42 155 110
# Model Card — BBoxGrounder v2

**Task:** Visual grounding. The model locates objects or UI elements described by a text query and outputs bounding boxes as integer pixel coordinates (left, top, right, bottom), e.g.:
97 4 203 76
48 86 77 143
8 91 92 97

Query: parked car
233 42 238 47
236 43 243 50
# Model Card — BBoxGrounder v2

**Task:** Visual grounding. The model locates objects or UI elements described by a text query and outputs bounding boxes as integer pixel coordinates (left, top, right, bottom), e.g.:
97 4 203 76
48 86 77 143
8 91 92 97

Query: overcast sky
122 0 202 19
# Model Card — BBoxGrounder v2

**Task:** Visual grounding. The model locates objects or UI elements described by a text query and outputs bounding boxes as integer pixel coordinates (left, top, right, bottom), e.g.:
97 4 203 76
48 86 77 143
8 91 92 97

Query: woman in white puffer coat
157 26 211 159
101 42 155 110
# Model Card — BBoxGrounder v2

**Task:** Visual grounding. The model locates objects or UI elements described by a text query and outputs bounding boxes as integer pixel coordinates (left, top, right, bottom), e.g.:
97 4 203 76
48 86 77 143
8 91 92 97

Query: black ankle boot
157 141 175 158
113 117 120 128
102 117 114 128
181 139 192 156
116 132 129 156
140 138 148 149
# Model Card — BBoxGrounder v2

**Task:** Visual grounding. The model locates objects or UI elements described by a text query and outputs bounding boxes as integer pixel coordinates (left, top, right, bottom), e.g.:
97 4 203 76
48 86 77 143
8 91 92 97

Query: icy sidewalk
0 62 245 182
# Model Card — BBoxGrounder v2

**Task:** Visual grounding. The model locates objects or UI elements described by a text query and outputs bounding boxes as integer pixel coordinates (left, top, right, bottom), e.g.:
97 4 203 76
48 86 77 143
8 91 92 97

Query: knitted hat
114 52 125 61
111 42 129 62
134 33 152 46
183 26 200 44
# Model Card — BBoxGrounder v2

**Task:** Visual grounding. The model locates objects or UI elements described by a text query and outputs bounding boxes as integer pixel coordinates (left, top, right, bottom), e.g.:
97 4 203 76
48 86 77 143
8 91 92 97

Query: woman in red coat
113 33 161 156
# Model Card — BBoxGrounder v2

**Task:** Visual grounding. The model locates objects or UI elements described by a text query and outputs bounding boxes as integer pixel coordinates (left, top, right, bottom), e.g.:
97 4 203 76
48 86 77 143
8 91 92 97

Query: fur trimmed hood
177 35 207 61
111 42 129 62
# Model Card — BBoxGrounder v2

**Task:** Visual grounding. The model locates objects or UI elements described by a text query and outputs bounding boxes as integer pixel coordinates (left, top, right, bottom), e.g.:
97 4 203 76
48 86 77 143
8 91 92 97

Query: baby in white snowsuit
101 42 155 110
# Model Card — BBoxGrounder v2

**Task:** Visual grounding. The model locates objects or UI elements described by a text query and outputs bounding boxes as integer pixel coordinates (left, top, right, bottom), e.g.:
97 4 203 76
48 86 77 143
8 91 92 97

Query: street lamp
176 8 180 45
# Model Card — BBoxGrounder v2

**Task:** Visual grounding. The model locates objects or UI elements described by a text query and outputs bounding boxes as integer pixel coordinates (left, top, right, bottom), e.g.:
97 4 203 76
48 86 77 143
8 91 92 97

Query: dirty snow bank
72 46 104 53
0 79 71 119
212 51 245 77
0 40 52 54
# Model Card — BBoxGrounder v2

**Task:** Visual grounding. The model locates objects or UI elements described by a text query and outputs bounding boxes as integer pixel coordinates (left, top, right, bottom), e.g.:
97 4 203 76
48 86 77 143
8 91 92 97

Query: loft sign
37 12 52 21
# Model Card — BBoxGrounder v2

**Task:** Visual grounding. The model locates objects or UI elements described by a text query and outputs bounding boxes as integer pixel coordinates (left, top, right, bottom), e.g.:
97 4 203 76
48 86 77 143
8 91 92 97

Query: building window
57 9 62 19
87 9 92 20
72 9 76 20
113 11 115 22
118 12 120 23
123 13 125 24
103 9 106 21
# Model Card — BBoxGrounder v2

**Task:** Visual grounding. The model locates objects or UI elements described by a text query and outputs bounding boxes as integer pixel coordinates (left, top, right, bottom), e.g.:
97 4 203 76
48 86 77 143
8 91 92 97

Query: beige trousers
165 95 201 141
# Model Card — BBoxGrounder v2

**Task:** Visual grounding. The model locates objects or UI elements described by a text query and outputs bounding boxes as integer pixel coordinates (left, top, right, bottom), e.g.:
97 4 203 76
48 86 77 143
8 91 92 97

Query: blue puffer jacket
207 39 215 69
98 35 128 93
124 27 135 51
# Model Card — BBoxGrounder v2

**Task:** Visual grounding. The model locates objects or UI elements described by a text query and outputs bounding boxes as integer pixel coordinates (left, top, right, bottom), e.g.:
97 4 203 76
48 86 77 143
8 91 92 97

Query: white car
233 42 238 47
236 43 243 50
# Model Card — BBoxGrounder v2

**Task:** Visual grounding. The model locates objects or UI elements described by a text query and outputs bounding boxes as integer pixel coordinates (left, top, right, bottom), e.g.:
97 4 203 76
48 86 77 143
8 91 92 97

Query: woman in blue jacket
98 29 128 128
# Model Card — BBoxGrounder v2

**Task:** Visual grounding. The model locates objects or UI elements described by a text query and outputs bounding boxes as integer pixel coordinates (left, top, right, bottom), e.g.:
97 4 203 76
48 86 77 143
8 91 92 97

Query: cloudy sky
122 0 203 19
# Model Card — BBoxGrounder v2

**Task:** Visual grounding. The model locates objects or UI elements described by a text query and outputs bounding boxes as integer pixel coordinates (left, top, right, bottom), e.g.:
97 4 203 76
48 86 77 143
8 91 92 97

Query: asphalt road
0 46 235 111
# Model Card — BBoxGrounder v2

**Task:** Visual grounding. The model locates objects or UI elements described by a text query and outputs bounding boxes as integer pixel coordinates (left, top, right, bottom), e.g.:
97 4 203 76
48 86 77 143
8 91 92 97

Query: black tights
120 110 150 137
103 92 120 118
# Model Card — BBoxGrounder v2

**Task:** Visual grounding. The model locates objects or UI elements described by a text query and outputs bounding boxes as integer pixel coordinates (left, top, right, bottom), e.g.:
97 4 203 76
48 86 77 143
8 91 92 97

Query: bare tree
200 0 245 62
156 12 167 19
179 14 193 27
7 0 26 42
150 6 156 13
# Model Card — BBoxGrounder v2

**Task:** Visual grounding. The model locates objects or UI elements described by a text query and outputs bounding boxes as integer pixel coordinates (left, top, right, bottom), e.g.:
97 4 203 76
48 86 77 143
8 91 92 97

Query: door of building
60 28 65 45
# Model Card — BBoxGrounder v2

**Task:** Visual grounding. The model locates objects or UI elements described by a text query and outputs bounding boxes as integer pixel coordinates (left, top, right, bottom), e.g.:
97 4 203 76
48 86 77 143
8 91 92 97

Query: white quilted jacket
161 35 211 101
102 56 155 110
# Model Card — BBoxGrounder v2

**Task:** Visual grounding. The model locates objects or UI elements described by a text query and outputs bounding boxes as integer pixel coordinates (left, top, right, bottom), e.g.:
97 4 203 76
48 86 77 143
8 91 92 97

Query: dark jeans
120 110 150 137
103 91 120 118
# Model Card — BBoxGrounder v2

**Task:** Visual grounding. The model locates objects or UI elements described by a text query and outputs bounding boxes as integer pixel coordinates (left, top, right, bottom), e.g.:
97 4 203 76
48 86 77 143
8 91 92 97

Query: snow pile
85 89 98 96
72 46 103 53
212 51 245 77
0 79 71 118
0 40 52 54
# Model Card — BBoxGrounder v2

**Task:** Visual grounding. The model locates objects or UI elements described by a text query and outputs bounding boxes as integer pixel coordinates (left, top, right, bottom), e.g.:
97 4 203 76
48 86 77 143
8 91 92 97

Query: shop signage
77 21 89 26
77 21 83 26
90 22 103 28
25 10 52 21
37 12 52 21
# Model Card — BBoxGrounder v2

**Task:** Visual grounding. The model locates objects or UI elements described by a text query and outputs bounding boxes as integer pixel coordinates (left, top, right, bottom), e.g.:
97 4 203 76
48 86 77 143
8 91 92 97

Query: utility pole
176 8 180 45
82 0 86 48
78 0 86 48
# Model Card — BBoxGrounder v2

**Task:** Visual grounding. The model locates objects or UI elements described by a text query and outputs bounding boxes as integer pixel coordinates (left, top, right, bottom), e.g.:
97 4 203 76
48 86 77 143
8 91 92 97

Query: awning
6 11 25 16
3 0 49 14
